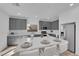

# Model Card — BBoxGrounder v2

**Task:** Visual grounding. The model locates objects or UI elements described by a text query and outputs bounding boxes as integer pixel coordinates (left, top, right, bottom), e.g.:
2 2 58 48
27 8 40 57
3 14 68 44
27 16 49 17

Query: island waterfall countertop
15 36 68 53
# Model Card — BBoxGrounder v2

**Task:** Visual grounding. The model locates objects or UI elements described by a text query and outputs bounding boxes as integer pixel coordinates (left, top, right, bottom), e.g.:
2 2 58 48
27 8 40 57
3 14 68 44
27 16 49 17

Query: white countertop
8 30 59 36
8 32 41 36
15 36 68 53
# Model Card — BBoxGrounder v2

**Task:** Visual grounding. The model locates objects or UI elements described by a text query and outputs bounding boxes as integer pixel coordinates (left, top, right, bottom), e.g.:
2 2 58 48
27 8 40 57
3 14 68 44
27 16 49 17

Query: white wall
59 6 79 54
0 10 9 51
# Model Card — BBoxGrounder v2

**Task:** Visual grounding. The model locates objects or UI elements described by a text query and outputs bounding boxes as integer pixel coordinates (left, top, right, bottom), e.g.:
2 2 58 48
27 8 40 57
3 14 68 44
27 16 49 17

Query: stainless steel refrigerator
63 23 76 53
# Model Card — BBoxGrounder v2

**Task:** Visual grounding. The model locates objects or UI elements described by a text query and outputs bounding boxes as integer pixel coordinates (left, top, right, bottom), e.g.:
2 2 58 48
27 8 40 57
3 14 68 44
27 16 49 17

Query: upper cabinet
39 20 59 30
52 20 59 30
9 18 27 30
39 21 52 30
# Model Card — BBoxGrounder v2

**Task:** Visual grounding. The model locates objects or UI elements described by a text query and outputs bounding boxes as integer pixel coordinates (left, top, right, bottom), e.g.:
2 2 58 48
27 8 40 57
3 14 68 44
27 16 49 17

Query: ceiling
0 3 79 20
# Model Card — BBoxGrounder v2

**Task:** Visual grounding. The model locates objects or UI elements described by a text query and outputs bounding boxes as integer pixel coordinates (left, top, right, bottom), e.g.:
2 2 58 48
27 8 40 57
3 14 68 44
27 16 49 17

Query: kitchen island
13 35 68 56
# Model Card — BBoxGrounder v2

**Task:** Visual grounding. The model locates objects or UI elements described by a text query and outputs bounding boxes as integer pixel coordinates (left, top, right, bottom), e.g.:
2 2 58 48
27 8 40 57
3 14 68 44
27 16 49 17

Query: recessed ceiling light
47 17 50 19
69 3 74 6
35 16 38 18
17 13 21 15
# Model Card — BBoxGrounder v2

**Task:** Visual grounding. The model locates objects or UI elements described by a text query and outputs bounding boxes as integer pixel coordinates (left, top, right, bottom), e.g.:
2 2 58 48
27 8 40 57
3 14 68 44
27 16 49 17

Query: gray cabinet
9 18 27 30
39 21 52 30
39 20 59 30
7 36 23 45
52 20 59 30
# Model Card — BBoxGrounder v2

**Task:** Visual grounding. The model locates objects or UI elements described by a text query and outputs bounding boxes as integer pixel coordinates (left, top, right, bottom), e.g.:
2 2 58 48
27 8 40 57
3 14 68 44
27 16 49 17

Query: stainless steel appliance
63 22 76 53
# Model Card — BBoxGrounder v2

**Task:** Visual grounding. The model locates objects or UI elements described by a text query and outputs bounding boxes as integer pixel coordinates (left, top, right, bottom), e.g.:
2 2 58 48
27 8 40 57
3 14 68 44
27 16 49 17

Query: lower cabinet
7 36 23 45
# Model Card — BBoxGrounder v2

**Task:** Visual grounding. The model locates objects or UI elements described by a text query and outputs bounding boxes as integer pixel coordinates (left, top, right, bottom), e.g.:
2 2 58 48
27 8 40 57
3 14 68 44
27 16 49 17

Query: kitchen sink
21 42 32 48
40 40 50 44
53 40 61 42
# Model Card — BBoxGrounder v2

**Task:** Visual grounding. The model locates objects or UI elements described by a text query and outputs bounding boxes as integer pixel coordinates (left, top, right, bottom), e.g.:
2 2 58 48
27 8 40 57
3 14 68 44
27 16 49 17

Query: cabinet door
39 21 52 30
52 20 59 30
9 18 27 30
9 18 16 30
7 36 22 45
7 36 16 45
